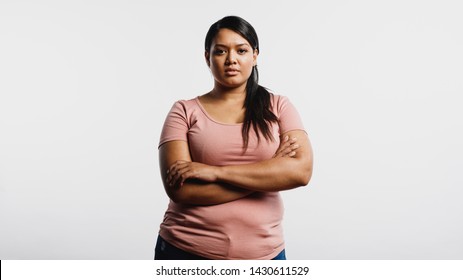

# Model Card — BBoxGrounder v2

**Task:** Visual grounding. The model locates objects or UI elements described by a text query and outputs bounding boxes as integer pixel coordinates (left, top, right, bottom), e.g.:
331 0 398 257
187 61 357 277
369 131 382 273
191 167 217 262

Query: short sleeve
158 101 189 148
275 95 305 134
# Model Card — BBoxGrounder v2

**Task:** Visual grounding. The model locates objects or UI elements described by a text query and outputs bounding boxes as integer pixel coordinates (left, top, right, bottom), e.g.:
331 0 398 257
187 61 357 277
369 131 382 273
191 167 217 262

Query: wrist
215 165 226 183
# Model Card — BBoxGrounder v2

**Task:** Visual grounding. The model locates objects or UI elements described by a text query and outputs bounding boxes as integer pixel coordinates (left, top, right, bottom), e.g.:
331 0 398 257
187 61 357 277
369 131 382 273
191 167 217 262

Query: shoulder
171 97 200 110
164 96 207 128
168 97 201 116
269 93 305 130
270 93 290 104
270 93 295 116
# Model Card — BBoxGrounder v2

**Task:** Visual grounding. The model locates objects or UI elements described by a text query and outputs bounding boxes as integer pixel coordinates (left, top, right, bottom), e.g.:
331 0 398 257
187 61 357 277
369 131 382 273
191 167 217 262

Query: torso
158 94 304 260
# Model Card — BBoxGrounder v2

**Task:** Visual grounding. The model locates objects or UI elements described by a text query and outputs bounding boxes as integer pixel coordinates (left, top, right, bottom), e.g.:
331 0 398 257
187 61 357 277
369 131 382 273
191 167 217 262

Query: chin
223 82 247 89
217 78 246 88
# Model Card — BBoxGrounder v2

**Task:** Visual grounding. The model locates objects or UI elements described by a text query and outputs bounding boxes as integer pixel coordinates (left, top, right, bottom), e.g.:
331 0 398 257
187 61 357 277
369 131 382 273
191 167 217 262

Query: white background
1 0 462 259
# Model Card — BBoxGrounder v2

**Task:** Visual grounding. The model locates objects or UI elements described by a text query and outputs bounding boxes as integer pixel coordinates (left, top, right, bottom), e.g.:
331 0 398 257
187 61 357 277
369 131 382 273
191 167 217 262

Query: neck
210 82 247 102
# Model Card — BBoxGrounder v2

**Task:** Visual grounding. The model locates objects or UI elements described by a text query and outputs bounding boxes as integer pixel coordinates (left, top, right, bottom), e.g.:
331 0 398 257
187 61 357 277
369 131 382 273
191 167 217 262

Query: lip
224 68 240 75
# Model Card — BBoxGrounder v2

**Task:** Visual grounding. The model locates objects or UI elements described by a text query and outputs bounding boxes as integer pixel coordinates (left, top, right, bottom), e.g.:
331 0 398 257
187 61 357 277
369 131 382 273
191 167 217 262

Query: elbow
169 194 182 204
167 191 180 203
165 187 188 204
163 178 195 204
296 170 311 187
286 151 313 188
169 192 192 205
300 155 313 186
301 168 312 186
170 191 194 204
294 163 313 187
166 184 201 205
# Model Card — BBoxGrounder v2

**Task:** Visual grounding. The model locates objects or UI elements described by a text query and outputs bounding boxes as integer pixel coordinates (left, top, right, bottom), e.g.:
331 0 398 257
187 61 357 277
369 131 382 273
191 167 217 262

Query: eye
213 49 226 55
238 49 248 54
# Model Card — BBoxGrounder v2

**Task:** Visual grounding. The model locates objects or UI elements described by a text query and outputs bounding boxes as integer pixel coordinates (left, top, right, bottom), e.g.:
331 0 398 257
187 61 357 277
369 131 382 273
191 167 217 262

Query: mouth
225 68 240 75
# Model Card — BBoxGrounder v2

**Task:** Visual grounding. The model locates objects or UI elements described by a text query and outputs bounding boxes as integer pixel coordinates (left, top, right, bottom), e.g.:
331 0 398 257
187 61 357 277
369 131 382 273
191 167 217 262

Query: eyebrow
213 43 251 48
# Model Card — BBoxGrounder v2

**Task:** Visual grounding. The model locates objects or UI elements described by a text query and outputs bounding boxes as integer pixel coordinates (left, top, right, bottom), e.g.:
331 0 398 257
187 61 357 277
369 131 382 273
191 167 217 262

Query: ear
253 48 259 66
205 51 210 67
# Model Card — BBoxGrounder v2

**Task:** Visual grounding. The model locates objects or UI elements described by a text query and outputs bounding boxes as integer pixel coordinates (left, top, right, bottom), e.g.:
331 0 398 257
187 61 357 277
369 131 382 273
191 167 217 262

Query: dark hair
205 16 278 150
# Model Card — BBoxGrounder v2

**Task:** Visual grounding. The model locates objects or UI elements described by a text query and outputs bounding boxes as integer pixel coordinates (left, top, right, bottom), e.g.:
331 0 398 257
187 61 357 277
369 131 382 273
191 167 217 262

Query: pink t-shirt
158 94 304 259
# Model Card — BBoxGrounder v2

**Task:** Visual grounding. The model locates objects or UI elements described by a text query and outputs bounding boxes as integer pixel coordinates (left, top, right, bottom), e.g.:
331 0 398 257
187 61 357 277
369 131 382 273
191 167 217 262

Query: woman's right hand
273 135 300 158
167 160 220 188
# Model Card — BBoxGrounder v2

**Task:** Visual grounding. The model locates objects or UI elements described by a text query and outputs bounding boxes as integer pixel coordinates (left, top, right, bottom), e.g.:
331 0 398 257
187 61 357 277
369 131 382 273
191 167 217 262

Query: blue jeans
154 235 286 260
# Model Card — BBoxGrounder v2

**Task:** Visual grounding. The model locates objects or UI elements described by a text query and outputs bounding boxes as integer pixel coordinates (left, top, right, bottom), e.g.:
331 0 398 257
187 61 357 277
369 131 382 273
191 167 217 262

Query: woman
155 16 313 260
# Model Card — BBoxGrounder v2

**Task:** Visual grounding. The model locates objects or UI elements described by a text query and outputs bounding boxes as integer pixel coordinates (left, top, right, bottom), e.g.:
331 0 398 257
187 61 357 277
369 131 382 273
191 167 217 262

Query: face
205 28 258 90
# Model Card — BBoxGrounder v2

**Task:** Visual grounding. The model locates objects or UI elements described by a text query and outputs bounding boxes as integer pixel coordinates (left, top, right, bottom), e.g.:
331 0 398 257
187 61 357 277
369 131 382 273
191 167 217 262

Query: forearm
217 156 312 192
160 141 254 206
166 131 313 193
214 131 313 192
167 179 254 206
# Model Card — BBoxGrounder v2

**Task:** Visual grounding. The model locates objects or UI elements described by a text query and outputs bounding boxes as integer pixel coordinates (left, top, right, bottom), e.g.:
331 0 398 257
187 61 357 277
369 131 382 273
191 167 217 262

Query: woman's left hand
166 161 219 188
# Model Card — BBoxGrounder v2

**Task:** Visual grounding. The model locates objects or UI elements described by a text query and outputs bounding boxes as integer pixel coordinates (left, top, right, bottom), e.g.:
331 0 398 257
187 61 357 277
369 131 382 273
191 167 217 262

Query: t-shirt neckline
194 96 243 126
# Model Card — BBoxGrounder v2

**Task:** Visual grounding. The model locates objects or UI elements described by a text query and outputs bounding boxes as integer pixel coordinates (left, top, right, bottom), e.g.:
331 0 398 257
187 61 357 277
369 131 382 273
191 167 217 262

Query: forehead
211 28 251 47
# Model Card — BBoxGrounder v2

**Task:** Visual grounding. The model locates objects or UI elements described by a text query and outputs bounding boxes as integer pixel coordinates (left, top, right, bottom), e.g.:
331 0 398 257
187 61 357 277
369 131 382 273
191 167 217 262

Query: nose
225 50 237 65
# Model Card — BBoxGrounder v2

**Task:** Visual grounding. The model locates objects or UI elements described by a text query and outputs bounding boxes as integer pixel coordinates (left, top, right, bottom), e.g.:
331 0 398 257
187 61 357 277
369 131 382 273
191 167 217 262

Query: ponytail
242 65 278 149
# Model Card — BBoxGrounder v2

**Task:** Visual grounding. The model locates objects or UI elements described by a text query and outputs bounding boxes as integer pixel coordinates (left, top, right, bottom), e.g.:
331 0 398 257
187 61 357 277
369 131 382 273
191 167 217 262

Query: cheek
210 62 222 75
210 58 223 69
242 55 255 67
241 58 254 74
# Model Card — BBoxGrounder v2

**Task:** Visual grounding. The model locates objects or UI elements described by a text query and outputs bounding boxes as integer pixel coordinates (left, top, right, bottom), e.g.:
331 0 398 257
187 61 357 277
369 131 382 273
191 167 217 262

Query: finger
168 166 184 187
168 160 189 170
178 170 195 187
274 146 288 157
279 144 301 157
281 146 293 155
275 135 290 149
170 165 193 187
283 147 297 157
274 147 289 157
167 164 180 183
167 161 190 180
169 169 183 187
282 143 299 154
284 143 300 153
275 140 292 155
274 135 299 157
167 164 183 186
289 137 297 144
174 169 194 188
280 138 297 151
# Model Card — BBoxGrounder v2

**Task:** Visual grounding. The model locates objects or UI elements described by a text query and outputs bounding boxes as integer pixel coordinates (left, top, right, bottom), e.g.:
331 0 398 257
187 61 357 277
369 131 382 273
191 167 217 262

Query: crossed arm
159 130 313 206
